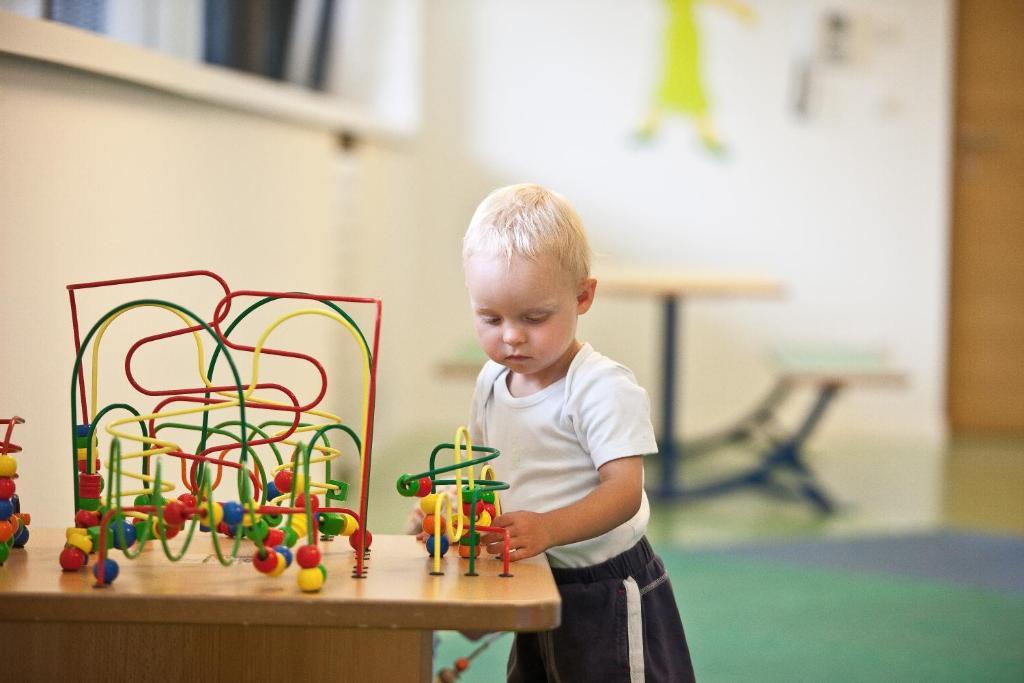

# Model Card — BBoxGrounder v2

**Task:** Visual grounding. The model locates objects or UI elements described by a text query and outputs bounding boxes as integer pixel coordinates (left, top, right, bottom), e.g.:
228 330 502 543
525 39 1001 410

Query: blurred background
1 1 1021 681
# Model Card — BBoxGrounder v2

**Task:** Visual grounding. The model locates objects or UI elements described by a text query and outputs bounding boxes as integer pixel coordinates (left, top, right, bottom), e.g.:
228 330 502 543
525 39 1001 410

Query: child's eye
481 316 501 325
524 314 549 324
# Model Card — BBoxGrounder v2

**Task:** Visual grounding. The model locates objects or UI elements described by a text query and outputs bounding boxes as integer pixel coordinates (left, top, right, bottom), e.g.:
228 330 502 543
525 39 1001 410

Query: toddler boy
465 184 696 682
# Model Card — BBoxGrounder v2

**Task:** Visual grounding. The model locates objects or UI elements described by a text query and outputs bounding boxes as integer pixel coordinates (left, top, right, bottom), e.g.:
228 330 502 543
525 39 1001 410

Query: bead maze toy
396 427 513 577
0 416 32 564
63 270 381 591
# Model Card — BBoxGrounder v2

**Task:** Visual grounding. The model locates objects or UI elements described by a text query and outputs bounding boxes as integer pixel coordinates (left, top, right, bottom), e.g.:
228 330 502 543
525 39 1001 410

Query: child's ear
576 277 598 314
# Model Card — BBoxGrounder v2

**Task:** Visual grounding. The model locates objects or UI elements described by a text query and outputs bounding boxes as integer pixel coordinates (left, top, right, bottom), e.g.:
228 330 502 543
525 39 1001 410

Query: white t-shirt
470 343 658 568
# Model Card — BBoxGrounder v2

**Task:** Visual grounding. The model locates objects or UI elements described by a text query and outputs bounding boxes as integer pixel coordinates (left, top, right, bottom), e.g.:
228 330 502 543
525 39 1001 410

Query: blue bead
222 501 244 525
75 423 93 438
93 558 119 584
265 482 280 501
11 494 20 513
275 544 293 567
0 499 12 520
13 525 29 548
110 521 136 549
426 534 450 557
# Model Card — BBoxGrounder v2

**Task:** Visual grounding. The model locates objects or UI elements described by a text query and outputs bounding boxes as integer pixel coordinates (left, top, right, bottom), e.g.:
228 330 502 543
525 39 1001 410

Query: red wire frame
65 270 382 578
1 416 25 455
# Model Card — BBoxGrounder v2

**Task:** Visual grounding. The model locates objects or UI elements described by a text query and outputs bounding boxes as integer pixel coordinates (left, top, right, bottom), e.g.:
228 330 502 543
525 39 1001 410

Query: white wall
384 0 953 451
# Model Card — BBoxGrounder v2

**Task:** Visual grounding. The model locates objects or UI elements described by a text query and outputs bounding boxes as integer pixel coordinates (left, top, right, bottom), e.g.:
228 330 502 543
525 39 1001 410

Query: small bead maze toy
63 270 381 590
396 427 513 577
0 416 31 564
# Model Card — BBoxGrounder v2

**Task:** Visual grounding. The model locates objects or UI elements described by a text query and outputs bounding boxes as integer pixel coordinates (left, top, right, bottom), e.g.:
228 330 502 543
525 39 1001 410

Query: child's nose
502 324 525 345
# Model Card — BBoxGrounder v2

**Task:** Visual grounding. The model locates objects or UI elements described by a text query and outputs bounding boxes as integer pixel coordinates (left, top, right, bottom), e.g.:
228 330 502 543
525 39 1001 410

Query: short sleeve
568 363 658 469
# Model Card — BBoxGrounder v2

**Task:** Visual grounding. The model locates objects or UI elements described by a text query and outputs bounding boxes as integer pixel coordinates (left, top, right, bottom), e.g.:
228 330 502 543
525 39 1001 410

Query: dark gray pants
508 537 696 682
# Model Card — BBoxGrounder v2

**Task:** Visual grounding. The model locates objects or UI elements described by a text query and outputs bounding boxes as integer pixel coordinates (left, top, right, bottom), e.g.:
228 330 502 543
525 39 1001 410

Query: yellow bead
0 456 17 477
477 511 492 528
242 512 261 527
207 502 224 527
290 514 308 537
420 493 438 515
269 553 288 577
339 513 357 536
67 533 93 554
66 527 88 540
297 567 324 592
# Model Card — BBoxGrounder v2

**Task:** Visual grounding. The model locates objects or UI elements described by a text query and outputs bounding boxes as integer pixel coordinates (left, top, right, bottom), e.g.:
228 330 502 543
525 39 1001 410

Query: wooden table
1 529 560 680
597 268 784 498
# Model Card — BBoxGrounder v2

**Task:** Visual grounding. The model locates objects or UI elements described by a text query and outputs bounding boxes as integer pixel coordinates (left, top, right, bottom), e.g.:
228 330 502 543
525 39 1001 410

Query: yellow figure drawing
638 0 755 152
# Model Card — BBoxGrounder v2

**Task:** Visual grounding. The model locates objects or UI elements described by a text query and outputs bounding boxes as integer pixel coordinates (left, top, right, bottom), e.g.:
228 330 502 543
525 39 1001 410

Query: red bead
59 546 87 571
264 528 285 547
161 523 181 540
416 477 432 497
252 548 278 573
217 522 233 536
349 529 372 552
162 500 187 526
455 657 470 672
462 500 485 517
177 493 197 508
482 503 496 518
75 509 100 528
294 494 319 510
296 544 321 568
274 470 293 494
0 477 15 498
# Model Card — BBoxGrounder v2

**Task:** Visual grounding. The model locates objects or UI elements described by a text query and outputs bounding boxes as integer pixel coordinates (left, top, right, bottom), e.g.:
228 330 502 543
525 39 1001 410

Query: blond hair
462 183 592 284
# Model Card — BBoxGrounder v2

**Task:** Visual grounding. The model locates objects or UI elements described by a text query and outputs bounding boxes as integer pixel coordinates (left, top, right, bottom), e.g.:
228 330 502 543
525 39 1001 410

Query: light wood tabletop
2 528 560 680
596 267 784 298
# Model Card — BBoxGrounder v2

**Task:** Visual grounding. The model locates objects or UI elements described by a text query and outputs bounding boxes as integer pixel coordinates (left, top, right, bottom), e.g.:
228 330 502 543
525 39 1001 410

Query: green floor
435 550 1024 682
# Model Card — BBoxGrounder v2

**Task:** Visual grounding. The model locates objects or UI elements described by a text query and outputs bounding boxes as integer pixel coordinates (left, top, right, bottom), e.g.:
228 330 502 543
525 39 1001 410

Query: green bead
0 541 10 564
86 525 113 549
134 494 151 507
80 498 101 511
246 519 269 543
396 476 418 498
283 526 299 547
481 490 495 504
464 531 481 545
263 514 282 527
319 513 344 535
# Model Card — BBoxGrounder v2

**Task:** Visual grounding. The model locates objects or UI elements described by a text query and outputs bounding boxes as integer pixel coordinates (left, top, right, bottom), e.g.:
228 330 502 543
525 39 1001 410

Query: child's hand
481 511 553 561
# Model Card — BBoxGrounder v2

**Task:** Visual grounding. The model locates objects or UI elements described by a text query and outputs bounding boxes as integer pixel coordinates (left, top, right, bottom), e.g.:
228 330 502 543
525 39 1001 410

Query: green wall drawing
638 0 755 154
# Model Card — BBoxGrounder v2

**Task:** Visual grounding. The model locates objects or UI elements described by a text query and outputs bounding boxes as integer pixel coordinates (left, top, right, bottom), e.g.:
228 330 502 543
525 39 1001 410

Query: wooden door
947 0 1024 431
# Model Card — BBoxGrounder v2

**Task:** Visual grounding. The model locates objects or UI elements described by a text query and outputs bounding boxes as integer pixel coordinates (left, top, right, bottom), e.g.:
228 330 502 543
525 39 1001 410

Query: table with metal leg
597 269 784 499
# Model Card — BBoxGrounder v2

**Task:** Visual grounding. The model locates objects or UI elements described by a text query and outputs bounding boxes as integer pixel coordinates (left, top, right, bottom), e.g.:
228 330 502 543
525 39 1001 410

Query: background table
1 529 560 680
597 268 784 498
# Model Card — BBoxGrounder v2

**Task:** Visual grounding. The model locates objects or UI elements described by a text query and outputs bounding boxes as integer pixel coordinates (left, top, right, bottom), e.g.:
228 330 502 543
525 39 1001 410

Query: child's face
465 253 596 389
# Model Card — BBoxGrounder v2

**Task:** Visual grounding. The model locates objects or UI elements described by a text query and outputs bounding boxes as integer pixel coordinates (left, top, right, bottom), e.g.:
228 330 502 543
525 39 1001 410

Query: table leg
656 295 682 498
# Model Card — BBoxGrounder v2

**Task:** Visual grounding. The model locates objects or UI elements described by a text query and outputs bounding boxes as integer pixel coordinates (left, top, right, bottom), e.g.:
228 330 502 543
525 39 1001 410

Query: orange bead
422 514 446 536
458 543 480 559
0 519 15 542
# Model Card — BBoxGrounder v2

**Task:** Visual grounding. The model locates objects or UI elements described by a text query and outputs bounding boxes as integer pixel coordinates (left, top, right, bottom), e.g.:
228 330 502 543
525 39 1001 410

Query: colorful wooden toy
63 270 381 589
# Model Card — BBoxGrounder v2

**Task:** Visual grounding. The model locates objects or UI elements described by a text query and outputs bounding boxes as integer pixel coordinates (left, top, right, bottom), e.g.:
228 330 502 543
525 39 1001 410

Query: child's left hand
480 511 553 561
